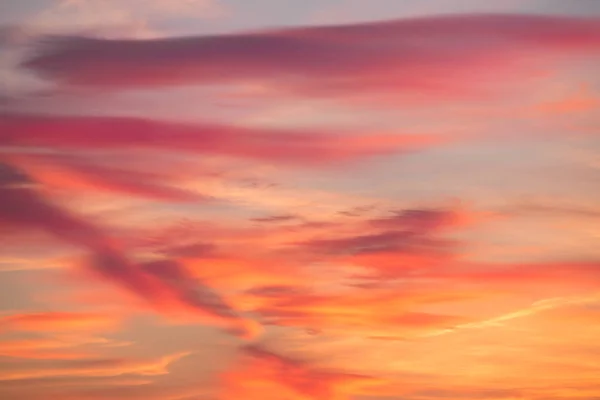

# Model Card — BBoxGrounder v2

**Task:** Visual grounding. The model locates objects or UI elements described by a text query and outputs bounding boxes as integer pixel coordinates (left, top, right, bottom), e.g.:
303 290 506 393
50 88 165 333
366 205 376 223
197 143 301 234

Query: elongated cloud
434 260 600 289
293 206 477 276
0 311 120 333
22 14 600 102
247 285 474 334
0 336 123 360
7 153 209 202
0 351 190 381
1 113 449 165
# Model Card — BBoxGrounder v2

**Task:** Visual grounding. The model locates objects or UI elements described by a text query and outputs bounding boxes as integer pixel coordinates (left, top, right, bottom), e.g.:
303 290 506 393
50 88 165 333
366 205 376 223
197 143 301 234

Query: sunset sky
0 1 599 399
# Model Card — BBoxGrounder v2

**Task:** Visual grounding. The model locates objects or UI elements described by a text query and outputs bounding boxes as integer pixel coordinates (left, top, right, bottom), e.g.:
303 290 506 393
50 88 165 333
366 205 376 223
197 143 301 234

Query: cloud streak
22 14 600 104
0 351 190 381
7 152 210 202
1 113 450 165
0 311 120 333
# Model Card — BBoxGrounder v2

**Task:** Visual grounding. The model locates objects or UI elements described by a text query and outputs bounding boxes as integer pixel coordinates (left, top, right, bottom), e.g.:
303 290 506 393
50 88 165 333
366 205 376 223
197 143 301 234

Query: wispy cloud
0 351 190 381
24 0 228 39
0 335 128 360
0 311 121 333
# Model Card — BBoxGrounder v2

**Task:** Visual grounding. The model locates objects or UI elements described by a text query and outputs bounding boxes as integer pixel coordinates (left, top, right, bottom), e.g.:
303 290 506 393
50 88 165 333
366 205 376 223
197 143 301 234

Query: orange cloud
0 311 120 333
0 335 126 360
432 260 600 290
0 376 157 400
219 344 385 400
244 284 480 335
0 351 190 381
139 258 262 339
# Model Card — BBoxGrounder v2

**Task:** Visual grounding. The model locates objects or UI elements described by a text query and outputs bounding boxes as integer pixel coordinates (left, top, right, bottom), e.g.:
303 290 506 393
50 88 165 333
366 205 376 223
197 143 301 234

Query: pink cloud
7 153 210 202
21 14 600 104
1 113 450 165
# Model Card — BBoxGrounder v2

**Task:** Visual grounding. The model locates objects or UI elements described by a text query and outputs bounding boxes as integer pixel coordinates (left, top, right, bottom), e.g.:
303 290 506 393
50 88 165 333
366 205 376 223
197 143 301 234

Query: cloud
7 153 211 202
142 258 237 319
219 344 384 400
78 253 261 339
298 229 454 256
0 164 168 303
22 14 600 104
451 292 600 331
432 260 600 289
0 163 258 337
246 285 474 334
141 258 262 339
0 351 190 381
1 113 450 165
291 206 479 276
0 375 213 400
0 162 116 250
0 311 120 333
251 214 300 223
2 4 600 400
0 376 157 400
125 205 482 301
0 336 125 360
23 0 227 39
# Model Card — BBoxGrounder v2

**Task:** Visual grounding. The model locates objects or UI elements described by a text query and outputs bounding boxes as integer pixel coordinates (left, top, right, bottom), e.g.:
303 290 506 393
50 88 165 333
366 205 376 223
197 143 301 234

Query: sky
0 1 599 399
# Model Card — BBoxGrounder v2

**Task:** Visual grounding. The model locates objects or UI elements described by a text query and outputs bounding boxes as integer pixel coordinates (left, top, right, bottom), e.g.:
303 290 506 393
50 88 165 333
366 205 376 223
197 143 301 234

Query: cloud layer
0 4 599 400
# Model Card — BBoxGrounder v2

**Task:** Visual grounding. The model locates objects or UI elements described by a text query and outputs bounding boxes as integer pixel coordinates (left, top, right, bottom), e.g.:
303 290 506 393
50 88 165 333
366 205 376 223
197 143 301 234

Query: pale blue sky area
3 0 600 36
